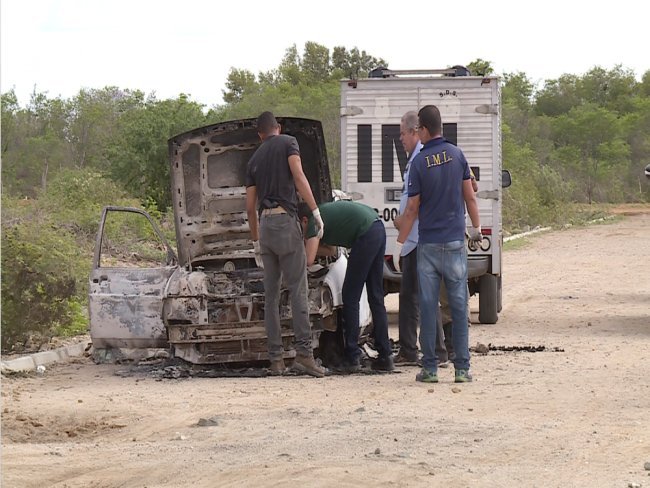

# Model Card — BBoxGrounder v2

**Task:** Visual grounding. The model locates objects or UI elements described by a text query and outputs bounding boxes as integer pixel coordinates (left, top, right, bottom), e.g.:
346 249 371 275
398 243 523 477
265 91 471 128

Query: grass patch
503 237 532 251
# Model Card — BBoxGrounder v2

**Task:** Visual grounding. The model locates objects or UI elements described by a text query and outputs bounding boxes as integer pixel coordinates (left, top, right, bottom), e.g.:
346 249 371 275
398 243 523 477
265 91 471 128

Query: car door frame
89 206 178 349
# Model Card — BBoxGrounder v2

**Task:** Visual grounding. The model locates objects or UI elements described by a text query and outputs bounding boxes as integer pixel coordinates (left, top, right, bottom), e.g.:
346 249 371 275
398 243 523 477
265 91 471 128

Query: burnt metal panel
161 266 335 364
182 144 202 216
89 266 176 349
168 117 332 268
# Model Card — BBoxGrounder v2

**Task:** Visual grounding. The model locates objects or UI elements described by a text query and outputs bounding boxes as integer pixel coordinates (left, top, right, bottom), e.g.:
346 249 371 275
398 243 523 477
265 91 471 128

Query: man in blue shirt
395 105 482 383
394 111 449 367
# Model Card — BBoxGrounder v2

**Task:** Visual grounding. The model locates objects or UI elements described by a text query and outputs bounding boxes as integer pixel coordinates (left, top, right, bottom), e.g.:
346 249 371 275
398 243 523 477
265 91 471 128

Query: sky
1 0 647 109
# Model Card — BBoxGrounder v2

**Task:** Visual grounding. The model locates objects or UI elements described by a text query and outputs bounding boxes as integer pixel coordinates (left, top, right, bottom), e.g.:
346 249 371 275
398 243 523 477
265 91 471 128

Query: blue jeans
417 240 470 372
398 248 448 362
342 220 391 361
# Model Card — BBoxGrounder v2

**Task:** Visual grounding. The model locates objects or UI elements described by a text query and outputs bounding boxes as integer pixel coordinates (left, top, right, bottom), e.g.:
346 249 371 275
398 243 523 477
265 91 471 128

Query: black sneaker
394 352 418 364
331 357 361 374
371 355 395 372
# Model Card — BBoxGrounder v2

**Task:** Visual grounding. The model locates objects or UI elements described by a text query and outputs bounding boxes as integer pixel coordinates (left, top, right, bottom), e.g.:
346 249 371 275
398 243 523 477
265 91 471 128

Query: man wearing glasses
394 105 482 384
393 111 449 368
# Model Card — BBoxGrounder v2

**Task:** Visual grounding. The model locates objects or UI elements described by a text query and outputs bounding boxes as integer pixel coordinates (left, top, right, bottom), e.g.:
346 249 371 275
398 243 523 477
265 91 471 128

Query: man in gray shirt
246 112 325 378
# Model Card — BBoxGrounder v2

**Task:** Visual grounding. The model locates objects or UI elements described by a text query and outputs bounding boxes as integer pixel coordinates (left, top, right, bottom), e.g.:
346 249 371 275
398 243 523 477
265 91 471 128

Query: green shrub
1 219 86 351
0 170 147 352
39 168 137 239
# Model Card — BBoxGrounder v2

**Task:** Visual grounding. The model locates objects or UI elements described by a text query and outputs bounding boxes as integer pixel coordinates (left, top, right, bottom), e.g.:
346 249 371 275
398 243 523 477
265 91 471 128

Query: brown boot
292 354 325 378
268 359 286 375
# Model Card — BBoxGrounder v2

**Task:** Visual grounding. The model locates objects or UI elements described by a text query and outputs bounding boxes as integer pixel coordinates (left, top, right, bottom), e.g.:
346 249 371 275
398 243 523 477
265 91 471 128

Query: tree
222 68 258 104
467 58 494 76
502 72 535 111
551 104 629 203
1 90 71 196
66 87 127 169
213 43 387 186
302 41 331 82
1 89 19 155
502 72 537 149
535 74 582 117
331 46 387 78
641 70 650 97
577 65 638 113
277 44 302 85
107 94 207 209
620 96 650 201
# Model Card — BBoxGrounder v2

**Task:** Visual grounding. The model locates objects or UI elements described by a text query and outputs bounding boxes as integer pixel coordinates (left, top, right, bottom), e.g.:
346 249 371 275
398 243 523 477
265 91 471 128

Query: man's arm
305 236 319 266
396 195 420 244
471 175 478 193
394 213 403 231
288 154 318 211
463 179 480 228
469 168 479 192
246 186 259 241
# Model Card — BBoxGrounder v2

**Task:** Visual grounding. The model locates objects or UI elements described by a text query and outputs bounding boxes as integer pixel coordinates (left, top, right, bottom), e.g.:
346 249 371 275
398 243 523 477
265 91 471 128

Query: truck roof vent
446 65 472 77
368 66 393 78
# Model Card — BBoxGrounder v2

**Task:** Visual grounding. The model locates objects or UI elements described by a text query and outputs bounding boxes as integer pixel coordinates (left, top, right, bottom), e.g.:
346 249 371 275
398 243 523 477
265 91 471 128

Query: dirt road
2 212 649 488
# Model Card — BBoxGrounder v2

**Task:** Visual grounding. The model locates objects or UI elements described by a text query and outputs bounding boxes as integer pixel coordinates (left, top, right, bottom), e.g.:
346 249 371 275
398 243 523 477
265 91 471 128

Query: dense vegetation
1 42 648 351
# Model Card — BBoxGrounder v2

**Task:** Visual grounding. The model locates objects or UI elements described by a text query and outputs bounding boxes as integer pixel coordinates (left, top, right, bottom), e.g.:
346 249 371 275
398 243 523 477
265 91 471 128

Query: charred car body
89 118 371 366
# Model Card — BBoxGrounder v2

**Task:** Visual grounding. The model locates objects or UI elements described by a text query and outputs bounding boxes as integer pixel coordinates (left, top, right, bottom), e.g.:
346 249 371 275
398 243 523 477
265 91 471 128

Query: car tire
479 274 499 324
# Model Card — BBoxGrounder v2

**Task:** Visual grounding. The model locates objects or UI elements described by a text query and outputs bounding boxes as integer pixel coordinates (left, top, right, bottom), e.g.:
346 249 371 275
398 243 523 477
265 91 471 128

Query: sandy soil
2 212 649 488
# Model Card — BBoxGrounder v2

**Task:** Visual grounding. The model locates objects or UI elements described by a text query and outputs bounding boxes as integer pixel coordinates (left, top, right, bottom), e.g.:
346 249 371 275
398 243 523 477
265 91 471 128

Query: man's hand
253 240 264 268
312 208 324 239
468 226 483 248
393 241 403 273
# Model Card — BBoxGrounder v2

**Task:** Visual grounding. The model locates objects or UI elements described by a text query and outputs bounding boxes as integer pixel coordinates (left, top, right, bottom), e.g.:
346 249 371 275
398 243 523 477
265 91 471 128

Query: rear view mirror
502 169 512 188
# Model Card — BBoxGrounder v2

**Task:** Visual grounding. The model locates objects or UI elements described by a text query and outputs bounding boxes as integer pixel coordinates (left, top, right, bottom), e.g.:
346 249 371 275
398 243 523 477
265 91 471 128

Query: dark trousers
342 220 391 361
399 248 448 362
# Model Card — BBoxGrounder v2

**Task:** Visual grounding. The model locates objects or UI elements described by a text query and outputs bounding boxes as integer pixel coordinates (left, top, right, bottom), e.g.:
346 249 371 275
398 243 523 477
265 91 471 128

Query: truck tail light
385 254 399 273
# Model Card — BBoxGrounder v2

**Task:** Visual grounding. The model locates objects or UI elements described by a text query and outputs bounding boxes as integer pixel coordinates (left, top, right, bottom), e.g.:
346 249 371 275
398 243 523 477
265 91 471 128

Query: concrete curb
504 226 552 242
1 341 89 373
503 216 616 243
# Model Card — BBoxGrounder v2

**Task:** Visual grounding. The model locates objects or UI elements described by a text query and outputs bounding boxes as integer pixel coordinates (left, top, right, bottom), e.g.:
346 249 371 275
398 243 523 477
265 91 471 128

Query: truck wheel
479 274 498 324
497 275 503 313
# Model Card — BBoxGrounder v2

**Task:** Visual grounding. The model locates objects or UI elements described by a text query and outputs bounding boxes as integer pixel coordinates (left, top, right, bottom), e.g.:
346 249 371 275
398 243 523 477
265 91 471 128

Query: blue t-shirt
407 137 470 244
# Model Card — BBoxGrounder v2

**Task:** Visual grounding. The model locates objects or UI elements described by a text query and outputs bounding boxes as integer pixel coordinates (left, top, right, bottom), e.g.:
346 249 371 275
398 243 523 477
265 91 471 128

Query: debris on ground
196 417 220 427
469 344 565 354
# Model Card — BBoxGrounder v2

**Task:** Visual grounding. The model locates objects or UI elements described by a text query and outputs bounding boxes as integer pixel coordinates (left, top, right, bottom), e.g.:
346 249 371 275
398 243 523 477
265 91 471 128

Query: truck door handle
477 190 499 200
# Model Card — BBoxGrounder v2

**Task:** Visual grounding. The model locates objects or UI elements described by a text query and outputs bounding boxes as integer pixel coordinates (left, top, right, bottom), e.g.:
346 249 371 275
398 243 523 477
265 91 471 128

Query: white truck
340 67 511 324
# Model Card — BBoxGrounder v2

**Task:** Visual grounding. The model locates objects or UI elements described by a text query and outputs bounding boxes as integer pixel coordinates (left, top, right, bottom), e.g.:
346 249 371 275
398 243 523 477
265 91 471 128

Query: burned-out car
89 118 371 367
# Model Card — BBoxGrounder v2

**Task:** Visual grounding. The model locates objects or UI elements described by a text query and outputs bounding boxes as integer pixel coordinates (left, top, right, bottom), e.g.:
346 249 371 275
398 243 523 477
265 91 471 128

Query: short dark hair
418 105 442 136
297 201 311 220
256 111 278 134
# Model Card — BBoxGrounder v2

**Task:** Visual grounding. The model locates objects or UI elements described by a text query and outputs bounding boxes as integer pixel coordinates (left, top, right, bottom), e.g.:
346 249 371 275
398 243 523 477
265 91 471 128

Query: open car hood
168 117 332 268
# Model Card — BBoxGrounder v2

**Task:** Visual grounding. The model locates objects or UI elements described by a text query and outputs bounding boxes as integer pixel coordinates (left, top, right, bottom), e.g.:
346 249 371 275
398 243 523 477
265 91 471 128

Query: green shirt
306 201 379 248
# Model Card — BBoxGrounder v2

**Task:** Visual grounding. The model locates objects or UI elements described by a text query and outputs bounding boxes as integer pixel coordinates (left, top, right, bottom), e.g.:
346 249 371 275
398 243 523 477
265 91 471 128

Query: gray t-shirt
246 134 300 216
